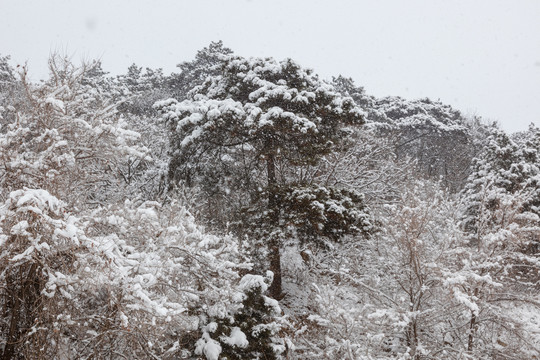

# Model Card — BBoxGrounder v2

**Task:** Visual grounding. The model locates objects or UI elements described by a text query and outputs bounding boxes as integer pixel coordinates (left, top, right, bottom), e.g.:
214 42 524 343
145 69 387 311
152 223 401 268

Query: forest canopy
0 43 539 359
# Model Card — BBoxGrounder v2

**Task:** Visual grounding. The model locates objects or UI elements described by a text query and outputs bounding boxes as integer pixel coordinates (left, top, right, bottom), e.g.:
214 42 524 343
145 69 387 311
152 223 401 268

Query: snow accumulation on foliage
1 47 539 359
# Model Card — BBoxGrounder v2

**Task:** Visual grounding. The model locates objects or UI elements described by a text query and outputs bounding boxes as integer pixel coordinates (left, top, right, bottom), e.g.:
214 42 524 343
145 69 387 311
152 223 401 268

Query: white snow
221 327 249 348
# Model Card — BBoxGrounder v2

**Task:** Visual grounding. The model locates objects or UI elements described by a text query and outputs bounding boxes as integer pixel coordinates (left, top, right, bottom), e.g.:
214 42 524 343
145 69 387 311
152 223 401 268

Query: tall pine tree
156 55 368 297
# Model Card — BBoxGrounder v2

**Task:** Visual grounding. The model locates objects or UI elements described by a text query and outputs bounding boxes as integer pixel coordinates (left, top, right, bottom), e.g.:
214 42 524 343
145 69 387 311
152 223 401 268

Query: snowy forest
1 41 539 359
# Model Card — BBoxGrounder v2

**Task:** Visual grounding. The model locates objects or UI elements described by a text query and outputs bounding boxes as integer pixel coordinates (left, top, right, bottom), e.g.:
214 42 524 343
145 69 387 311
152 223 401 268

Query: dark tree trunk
467 288 479 353
467 312 477 352
266 153 282 299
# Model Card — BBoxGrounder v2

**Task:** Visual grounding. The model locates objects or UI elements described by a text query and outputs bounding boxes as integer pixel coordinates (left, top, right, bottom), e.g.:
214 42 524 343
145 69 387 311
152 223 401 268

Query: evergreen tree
156 54 367 298
168 40 234 100
461 127 539 235
0 54 24 126
0 55 15 91
195 273 284 360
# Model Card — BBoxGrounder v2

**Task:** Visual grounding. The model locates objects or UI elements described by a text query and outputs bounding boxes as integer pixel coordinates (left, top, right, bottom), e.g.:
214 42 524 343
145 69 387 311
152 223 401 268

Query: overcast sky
1 0 539 133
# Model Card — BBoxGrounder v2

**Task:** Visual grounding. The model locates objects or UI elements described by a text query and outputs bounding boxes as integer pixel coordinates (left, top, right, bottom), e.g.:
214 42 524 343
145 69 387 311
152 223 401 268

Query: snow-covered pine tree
457 126 540 357
155 54 367 298
0 54 25 127
195 273 284 360
0 55 15 91
168 40 234 101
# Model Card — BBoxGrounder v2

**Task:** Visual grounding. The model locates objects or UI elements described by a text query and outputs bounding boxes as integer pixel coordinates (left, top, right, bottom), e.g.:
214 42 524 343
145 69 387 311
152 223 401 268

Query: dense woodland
0 42 539 359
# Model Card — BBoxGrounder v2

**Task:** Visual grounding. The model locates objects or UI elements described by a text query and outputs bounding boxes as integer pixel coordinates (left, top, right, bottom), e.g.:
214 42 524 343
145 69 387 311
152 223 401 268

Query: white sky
1 0 539 133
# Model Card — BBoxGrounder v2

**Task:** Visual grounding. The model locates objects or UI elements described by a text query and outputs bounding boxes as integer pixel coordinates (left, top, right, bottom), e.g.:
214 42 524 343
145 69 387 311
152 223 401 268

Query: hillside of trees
1 42 539 359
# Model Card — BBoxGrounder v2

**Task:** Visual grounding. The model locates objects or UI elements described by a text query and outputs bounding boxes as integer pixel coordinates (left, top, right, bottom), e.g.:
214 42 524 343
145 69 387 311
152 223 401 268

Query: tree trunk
266 153 282 299
467 288 479 353
467 312 476 352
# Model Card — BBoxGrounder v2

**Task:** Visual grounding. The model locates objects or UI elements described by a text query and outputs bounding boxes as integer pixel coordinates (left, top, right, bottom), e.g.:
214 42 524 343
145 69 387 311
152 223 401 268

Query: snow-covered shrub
281 177 540 359
0 55 149 206
66 199 251 359
0 189 86 358
195 272 285 360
